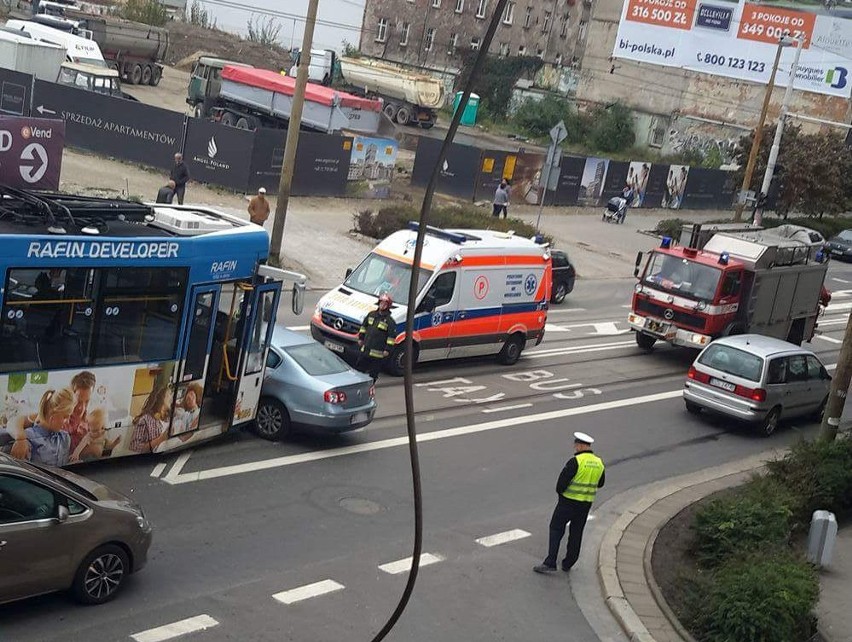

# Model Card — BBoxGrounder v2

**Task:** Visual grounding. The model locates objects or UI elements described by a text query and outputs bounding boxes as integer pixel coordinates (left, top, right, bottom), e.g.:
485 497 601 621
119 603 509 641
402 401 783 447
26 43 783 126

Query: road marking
286 325 311 331
481 403 533 414
546 307 587 314
162 451 192 483
816 335 843 344
150 463 167 478
819 318 848 327
161 390 683 485
832 278 851 284
475 529 531 547
131 615 219 642
379 553 444 575
827 302 852 312
527 341 635 359
621 304 632 308
527 340 633 356
272 579 344 605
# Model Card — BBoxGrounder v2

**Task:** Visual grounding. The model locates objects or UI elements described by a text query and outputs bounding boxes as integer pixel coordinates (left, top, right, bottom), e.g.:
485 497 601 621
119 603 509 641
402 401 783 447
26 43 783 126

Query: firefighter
534 431 606 574
358 293 396 381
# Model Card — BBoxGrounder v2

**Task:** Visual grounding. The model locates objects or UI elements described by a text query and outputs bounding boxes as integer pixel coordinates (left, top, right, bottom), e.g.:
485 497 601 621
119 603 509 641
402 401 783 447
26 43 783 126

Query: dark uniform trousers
544 496 592 569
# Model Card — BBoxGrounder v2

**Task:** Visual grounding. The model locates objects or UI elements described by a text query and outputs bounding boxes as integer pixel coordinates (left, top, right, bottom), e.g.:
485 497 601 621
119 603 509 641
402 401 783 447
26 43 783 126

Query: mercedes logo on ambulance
334 317 345 331
664 308 675 320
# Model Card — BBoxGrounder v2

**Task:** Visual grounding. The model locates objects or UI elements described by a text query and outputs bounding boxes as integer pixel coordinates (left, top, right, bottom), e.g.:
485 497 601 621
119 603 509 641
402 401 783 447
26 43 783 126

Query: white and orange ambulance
311 223 551 375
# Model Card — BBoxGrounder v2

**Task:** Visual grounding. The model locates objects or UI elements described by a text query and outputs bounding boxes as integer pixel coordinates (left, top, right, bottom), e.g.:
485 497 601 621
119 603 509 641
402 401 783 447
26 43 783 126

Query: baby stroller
603 197 627 224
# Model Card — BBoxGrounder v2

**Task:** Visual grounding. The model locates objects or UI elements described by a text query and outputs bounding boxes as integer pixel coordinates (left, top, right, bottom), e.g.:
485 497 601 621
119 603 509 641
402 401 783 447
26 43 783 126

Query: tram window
245 290 276 375
0 268 95 374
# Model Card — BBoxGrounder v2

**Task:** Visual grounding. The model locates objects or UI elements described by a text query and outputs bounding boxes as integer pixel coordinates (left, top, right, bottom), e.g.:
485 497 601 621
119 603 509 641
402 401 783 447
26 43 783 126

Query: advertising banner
348 136 398 182
0 116 65 190
682 166 736 208
545 155 586 205
601 161 631 203
32 80 185 170
475 150 513 201
411 136 481 201
508 151 547 205
183 119 254 191
578 157 611 206
0 68 32 117
643 164 675 208
612 0 852 98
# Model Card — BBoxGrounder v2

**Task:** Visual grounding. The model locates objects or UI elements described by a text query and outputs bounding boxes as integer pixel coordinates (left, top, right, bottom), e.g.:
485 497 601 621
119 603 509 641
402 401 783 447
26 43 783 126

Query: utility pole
733 40 785 222
269 0 319 266
755 36 803 227
821 311 852 441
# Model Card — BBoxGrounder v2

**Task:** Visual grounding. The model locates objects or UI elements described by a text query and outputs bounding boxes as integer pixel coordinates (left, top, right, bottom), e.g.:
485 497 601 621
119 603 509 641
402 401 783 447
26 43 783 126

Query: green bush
120 0 169 26
587 102 636 153
700 551 818 642
513 96 588 144
692 476 796 567
653 218 689 242
352 204 552 244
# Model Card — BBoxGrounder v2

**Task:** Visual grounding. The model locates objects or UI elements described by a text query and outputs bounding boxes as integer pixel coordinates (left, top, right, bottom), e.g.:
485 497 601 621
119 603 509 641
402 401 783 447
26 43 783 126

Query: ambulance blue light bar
407 221 468 245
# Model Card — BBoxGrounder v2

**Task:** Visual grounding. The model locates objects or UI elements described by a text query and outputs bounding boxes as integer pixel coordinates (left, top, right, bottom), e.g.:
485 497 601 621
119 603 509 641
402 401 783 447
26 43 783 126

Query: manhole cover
339 497 383 515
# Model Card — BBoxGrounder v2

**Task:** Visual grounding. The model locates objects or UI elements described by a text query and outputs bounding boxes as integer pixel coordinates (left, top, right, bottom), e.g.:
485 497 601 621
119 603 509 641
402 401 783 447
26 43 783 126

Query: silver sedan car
255 327 377 440
683 334 831 437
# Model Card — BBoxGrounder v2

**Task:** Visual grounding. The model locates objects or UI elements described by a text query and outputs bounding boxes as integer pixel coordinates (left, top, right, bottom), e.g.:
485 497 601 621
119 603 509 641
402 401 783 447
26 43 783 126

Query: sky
204 0 366 52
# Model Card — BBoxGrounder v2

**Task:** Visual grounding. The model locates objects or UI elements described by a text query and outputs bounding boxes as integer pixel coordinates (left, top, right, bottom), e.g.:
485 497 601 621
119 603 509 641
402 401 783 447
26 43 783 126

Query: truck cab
187 56 252 117
57 62 126 98
288 48 337 86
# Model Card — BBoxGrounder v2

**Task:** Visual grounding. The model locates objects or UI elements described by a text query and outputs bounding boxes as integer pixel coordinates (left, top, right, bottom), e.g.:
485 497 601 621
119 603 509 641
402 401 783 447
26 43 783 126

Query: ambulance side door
414 270 458 362
450 265 507 358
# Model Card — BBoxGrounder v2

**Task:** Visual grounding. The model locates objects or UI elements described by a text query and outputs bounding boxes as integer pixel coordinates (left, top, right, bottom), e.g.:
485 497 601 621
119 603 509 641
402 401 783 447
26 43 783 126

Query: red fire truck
628 227 829 351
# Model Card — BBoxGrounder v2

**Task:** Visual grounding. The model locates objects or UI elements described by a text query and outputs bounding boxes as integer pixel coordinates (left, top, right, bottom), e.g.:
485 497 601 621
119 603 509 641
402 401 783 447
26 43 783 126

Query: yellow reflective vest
561 452 605 503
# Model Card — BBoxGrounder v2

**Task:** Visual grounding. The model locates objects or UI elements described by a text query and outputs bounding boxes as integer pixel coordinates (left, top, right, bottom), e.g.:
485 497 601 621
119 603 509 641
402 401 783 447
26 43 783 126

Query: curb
598 449 784 642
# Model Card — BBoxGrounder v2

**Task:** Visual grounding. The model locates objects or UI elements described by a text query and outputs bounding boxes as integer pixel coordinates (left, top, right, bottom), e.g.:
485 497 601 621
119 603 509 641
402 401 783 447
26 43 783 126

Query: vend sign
0 117 65 190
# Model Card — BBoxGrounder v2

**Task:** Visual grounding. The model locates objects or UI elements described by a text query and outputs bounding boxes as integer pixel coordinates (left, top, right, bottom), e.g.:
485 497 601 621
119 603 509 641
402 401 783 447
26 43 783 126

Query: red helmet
378 292 393 306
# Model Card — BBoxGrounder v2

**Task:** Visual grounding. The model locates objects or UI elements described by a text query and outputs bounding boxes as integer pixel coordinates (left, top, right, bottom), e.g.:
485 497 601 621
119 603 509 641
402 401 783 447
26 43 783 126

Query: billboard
183 119 254 191
0 117 65 190
612 0 852 98
348 136 398 182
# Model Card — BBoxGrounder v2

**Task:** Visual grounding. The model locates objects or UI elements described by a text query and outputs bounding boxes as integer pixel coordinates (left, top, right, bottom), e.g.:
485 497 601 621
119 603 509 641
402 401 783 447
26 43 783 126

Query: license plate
710 377 736 392
324 340 344 353
350 412 369 424
831 249 843 255
645 318 669 334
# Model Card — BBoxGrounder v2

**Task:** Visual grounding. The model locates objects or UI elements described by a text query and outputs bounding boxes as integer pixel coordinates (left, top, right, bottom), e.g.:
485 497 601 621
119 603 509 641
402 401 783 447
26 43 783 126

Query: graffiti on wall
666 121 742 166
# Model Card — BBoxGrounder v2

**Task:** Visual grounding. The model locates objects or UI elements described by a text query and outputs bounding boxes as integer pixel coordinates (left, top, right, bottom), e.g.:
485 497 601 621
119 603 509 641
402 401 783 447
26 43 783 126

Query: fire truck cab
629 229 829 351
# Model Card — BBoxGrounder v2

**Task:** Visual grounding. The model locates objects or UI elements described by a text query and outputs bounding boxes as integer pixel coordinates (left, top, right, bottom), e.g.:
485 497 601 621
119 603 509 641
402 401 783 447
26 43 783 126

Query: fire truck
628 225 829 351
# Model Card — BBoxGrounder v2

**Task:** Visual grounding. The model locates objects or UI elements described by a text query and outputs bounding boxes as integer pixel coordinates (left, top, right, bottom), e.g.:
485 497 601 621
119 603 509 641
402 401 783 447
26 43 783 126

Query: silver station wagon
683 335 831 436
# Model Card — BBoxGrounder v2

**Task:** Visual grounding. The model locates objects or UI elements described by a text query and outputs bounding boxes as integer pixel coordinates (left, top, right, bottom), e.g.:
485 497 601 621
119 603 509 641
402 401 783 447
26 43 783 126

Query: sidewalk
818 525 851 642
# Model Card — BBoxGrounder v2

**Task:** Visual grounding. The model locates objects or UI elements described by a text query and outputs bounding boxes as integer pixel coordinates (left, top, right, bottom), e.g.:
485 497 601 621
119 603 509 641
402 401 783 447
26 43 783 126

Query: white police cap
573 431 594 445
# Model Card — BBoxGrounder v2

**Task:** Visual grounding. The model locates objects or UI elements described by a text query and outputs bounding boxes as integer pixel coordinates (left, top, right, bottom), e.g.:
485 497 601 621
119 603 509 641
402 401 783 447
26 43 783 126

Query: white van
311 223 552 375
5 19 106 67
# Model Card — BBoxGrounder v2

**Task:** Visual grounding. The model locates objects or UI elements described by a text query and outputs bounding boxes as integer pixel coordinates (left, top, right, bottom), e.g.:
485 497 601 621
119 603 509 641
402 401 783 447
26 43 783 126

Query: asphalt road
4 264 852 642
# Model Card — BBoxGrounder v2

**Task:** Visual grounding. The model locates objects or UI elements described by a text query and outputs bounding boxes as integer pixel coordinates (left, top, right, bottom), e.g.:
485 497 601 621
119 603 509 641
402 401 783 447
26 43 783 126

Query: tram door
170 284 221 436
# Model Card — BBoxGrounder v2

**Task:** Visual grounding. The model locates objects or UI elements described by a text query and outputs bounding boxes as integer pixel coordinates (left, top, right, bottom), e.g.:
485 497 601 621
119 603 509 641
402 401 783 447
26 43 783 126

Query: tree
120 0 169 27
732 125 852 217
512 95 588 143
588 102 636 153
246 14 282 47
455 51 542 119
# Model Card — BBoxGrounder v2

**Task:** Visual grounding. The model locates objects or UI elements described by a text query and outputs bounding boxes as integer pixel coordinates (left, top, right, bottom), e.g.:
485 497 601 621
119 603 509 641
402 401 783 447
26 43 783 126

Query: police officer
534 431 606 574
357 293 396 381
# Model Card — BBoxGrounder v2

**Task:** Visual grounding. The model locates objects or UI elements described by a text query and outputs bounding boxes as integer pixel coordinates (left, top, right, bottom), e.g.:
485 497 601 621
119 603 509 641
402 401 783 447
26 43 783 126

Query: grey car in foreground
0 453 152 605
683 334 831 436
255 327 376 440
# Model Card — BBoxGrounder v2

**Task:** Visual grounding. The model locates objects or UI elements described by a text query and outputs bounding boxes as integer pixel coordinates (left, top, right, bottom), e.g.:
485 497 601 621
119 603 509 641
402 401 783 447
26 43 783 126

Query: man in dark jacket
156 180 176 204
169 153 190 205
357 293 396 381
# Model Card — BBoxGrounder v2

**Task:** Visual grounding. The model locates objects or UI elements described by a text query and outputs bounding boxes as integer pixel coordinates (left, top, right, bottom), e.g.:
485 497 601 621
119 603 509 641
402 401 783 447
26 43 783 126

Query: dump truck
628 225 829 351
187 60 388 135
290 50 445 129
30 11 168 85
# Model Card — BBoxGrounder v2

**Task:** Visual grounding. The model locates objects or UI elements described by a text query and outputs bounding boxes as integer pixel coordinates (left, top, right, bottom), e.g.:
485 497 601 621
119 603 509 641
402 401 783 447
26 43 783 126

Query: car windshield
344 253 431 304
836 230 852 241
697 344 763 382
286 343 350 376
643 252 721 301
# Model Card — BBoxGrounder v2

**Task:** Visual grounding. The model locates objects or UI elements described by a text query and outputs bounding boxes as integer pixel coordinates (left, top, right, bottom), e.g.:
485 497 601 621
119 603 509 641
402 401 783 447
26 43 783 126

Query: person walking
534 431 606 574
492 180 509 218
357 293 396 381
169 153 190 205
248 187 271 226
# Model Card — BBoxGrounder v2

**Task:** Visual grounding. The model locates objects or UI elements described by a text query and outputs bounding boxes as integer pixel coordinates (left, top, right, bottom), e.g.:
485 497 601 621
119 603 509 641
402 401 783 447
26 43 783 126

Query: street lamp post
755 35 803 227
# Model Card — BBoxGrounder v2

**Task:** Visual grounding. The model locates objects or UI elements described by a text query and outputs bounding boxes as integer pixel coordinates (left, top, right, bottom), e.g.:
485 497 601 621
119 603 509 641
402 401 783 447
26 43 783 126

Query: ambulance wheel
387 344 418 376
497 334 524 365
636 331 656 352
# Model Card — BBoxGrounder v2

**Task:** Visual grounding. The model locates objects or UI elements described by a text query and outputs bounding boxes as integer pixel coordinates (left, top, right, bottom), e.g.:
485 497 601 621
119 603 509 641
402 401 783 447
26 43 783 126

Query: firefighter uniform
358 307 396 380
535 431 606 573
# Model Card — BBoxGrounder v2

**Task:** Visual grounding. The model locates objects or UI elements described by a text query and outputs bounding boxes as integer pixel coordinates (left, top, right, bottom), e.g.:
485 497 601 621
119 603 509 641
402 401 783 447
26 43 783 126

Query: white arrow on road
35 105 56 115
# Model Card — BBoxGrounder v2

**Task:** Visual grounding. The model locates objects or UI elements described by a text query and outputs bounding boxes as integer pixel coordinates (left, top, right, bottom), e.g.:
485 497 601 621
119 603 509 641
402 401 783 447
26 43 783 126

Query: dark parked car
0 453 152 605
550 249 576 304
826 230 852 261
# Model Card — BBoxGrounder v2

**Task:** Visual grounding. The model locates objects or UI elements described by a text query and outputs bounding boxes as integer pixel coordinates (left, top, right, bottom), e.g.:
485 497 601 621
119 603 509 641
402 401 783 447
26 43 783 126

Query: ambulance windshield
344 253 432 304
643 252 721 301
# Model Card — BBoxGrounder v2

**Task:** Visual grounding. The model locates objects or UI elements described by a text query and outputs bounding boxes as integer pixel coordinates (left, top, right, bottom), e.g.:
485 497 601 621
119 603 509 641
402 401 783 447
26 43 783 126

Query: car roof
272 326 316 349
0 452 27 471
707 334 814 359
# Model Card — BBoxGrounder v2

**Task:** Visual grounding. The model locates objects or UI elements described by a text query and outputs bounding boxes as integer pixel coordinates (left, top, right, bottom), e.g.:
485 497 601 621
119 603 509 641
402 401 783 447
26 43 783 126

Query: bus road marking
131 615 219 642
832 278 850 284
379 553 444 575
475 529 531 547
815 335 842 344
150 463 167 478
286 325 311 331
272 579 344 605
162 451 193 483
481 403 533 414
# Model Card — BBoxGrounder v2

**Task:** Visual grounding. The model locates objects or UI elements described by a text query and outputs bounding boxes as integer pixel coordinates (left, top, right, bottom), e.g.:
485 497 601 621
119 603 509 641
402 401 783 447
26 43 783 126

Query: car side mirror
292 282 305 315
345 267 353 279
57 505 69 523
634 251 644 278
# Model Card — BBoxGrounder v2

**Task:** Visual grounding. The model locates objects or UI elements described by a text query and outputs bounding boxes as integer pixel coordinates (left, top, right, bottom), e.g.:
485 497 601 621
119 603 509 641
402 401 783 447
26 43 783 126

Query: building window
455 0 464 12
476 0 487 18
542 10 552 33
425 27 436 51
555 52 563 65
523 6 532 28
502 1 514 24
471 36 481 50
449 32 458 52
376 18 388 42
650 117 666 147
432 0 441 7
560 16 568 37
536 48 544 58
518 45 526 56
579 19 588 40
400 22 410 46
499 42 509 56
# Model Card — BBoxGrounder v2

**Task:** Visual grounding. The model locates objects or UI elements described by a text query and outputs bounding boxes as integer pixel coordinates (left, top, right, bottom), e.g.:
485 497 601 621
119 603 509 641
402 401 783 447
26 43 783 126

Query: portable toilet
453 91 480 126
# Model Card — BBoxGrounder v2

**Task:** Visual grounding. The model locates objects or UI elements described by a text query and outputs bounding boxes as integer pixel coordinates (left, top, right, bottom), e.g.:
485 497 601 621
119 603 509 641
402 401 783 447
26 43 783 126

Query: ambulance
311 223 552 375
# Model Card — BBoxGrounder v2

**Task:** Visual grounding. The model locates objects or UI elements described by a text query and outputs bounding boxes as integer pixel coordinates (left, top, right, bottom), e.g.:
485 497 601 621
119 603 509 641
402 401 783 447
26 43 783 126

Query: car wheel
758 406 781 437
72 544 129 605
255 398 292 441
551 282 567 304
497 334 524 365
387 344 417 376
636 331 656 352
685 400 702 415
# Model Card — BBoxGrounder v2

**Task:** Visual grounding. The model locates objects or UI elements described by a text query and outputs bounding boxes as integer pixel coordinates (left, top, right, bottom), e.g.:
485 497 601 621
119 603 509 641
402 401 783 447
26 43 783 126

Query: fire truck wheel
758 406 781 437
635 331 656 352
